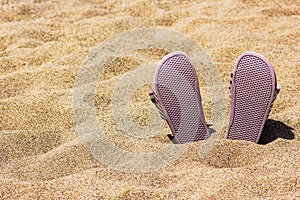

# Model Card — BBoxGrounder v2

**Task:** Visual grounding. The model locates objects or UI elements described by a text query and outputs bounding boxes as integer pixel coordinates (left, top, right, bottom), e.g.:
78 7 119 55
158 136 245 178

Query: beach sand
0 0 299 199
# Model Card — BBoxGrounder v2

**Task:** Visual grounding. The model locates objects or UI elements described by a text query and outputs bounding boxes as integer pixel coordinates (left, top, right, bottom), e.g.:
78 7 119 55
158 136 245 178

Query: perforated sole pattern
155 52 208 143
228 53 275 142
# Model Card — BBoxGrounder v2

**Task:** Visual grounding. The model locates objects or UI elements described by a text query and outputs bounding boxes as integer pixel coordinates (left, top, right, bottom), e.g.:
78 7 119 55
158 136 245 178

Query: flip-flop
149 51 209 144
227 52 280 143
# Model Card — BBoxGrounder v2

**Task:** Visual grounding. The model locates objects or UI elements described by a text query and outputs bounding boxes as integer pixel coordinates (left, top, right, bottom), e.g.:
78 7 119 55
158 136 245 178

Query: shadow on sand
167 119 294 145
258 119 295 144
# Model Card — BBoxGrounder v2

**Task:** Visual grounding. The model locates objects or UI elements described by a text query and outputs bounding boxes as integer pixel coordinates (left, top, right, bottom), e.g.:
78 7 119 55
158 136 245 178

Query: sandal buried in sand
149 51 209 144
227 52 280 143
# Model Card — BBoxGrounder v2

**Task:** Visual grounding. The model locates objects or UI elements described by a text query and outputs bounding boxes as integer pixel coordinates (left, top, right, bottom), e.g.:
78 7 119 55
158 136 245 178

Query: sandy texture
0 0 299 199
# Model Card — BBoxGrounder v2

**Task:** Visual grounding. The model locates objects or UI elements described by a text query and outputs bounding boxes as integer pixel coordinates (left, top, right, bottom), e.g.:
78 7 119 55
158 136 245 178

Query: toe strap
149 90 167 120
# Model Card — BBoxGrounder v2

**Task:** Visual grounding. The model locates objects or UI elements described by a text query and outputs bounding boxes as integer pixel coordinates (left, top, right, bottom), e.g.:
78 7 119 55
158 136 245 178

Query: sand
0 0 299 199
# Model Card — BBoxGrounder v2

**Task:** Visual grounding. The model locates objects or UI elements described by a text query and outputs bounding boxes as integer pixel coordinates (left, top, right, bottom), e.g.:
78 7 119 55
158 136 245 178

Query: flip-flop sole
227 52 277 143
153 51 209 144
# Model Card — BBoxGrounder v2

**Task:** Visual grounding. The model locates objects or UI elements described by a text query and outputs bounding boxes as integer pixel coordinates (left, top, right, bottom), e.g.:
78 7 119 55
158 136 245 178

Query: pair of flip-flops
149 51 280 144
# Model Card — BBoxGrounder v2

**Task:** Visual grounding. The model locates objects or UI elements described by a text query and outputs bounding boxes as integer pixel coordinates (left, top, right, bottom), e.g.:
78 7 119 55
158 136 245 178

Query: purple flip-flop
149 51 209 144
227 52 280 143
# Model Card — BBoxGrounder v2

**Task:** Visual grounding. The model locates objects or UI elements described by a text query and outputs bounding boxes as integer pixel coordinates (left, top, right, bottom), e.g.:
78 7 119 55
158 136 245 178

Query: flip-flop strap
149 90 166 120
273 85 281 102
269 85 280 110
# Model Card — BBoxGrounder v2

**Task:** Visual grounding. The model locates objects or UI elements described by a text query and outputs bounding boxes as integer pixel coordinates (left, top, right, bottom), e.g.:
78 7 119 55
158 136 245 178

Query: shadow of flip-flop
258 119 295 144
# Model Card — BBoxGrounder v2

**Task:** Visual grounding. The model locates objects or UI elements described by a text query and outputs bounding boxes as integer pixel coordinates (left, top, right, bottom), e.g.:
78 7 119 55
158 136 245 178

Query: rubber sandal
149 51 209 144
227 52 280 143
